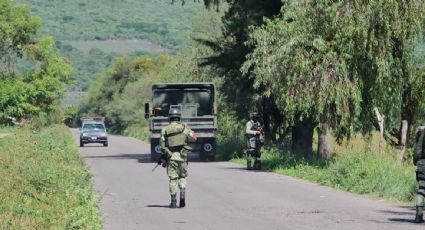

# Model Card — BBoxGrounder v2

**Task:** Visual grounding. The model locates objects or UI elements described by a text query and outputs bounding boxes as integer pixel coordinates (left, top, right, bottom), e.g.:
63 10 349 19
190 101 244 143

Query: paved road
71 129 422 230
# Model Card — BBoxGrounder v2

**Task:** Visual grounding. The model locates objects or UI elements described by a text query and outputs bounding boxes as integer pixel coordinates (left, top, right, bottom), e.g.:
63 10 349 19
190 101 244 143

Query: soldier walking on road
414 121 425 223
245 112 263 170
159 108 197 208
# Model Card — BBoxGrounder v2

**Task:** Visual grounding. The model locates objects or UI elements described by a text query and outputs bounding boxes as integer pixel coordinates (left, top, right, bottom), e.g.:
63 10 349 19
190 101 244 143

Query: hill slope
16 0 203 91
17 0 202 48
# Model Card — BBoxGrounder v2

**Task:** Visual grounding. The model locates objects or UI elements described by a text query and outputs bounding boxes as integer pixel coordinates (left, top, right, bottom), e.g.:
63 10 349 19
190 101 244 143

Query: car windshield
83 123 105 131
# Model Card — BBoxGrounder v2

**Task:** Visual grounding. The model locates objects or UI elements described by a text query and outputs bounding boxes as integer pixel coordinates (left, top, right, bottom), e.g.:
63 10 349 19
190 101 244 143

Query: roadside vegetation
0 125 101 229
0 1 101 228
0 126 17 139
232 135 417 203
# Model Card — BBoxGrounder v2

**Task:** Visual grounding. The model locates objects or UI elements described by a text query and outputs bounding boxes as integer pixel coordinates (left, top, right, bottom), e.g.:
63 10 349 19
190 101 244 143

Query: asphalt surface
71 129 423 230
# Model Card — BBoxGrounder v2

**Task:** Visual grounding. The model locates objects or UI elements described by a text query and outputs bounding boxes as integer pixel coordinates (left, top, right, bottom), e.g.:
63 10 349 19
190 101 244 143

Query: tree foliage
0 0 40 74
0 0 72 124
243 1 362 140
199 0 285 144
353 0 425 144
79 55 172 133
242 0 425 156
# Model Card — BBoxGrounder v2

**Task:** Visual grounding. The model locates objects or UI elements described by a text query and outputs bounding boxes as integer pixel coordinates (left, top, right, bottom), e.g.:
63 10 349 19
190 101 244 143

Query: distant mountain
16 0 203 91
16 0 202 48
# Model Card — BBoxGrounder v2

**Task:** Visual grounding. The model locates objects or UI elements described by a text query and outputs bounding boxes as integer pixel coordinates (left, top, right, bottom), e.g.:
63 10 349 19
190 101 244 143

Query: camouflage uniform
160 120 196 208
246 113 262 170
414 124 425 223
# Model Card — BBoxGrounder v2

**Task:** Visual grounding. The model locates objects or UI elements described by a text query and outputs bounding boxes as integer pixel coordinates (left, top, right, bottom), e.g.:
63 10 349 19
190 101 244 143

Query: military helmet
250 112 259 120
169 108 181 120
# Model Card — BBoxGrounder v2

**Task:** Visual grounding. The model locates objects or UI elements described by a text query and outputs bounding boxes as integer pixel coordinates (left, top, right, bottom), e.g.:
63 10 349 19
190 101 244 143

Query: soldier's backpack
165 123 187 148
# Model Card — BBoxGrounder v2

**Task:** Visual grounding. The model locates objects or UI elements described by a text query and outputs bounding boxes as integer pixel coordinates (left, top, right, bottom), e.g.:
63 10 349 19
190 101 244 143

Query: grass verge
232 148 417 203
0 126 18 139
0 125 101 229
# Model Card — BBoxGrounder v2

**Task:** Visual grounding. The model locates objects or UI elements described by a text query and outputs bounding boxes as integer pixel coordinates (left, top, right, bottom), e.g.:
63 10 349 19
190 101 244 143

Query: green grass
232 147 417 203
0 126 18 139
0 125 101 229
0 133 11 138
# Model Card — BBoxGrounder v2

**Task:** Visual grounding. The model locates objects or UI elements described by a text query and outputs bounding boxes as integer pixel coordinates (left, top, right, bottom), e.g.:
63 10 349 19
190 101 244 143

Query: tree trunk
398 84 416 148
292 118 314 155
374 107 385 153
262 112 273 145
398 120 408 163
318 122 332 160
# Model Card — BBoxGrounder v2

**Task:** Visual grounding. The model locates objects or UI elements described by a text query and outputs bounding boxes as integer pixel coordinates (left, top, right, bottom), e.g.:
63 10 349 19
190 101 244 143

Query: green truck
144 83 218 161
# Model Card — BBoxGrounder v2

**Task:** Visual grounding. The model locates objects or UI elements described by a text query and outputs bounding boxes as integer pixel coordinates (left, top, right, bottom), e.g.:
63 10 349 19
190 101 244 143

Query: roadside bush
233 148 416 202
0 125 102 229
216 112 246 160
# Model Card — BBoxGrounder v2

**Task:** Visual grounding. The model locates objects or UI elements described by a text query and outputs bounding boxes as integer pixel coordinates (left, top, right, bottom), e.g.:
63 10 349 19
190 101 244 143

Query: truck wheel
80 142 84 147
200 140 216 161
150 138 161 162
103 142 108 147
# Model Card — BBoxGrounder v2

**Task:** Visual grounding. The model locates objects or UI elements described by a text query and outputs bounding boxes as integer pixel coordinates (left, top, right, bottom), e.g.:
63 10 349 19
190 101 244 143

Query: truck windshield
83 123 105 131
153 89 213 116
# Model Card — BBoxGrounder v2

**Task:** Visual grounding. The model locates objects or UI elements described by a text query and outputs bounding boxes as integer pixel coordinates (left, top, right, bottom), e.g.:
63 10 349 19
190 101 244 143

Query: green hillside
16 0 202 48
15 0 203 91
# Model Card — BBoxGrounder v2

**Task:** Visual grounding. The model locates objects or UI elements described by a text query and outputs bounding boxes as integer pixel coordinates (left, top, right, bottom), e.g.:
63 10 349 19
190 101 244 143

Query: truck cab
145 83 218 161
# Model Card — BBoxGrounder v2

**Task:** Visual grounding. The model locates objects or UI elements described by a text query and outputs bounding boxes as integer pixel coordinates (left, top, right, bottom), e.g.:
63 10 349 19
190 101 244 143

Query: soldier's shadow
145 204 170 208
379 208 417 224
84 153 153 163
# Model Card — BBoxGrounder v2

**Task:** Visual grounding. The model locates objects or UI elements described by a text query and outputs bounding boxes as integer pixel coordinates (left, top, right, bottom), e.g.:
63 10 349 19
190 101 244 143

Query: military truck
144 83 218 161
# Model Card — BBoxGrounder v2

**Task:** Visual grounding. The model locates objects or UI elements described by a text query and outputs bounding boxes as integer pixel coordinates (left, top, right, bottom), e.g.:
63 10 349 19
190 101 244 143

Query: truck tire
150 138 162 162
80 141 84 147
199 139 216 161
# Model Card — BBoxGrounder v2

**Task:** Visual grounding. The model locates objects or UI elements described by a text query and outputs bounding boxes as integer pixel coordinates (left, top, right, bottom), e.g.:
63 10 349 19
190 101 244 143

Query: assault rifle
152 154 168 172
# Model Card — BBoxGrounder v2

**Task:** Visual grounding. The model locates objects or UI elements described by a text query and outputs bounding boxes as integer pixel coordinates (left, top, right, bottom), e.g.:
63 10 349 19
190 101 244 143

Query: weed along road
71 129 420 230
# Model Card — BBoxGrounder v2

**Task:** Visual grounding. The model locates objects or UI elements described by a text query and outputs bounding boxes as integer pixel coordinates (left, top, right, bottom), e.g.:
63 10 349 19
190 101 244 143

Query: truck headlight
100 132 107 137
82 133 88 137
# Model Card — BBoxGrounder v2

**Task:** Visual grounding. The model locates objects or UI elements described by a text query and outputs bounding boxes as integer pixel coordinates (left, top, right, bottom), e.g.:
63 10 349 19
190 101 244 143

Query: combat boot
179 188 186 208
247 158 253 170
170 195 177 209
415 206 424 223
254 159 262 170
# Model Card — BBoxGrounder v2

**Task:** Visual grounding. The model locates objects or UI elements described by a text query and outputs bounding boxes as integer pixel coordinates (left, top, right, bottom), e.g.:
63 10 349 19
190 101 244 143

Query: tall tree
354 0 425 147
200 0 286 145
244 0 425 158
0 0 72 124
243 0 361 159
0 0 40 75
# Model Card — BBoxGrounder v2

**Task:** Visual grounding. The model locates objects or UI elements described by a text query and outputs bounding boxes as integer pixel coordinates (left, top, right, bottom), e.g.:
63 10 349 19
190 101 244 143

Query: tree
244 0 425 158
0 0 72 124
243 0 361 159
0 0 40 75
199 0 286 145
353 0 425 148
80 55 171 133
